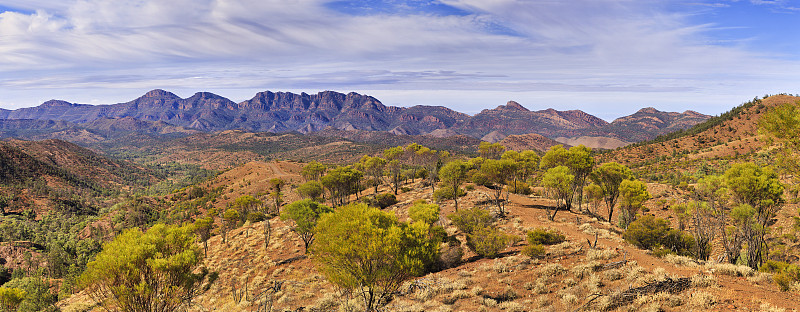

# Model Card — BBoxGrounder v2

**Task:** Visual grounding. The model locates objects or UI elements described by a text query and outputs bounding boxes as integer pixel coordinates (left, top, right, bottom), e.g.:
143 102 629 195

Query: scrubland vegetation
3 96 800 311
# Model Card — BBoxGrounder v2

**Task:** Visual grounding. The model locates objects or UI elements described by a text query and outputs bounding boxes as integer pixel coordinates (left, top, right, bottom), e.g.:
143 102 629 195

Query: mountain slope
1 90 710 143
453 101 610 138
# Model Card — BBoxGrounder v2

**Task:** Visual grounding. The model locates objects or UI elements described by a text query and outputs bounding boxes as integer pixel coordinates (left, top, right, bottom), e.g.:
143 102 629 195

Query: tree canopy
80 224 206 312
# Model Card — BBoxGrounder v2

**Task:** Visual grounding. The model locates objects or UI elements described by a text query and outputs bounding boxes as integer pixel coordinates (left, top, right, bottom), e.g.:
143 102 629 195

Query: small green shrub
433 186 466 201
246 212 266 223
467 227 511 258
527 228 565 245
361 193 398 209
522 244 546 259
508 182 532 195
624 215 693 257
449 207 493 235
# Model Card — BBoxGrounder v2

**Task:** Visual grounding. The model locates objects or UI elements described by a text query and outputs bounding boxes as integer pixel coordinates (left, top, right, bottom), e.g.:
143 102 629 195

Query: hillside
57 159 800 311
0 139 158 215
602 94 800 181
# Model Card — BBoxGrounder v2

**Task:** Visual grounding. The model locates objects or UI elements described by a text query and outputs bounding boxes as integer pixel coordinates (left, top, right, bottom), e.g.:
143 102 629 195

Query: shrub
508 181 532 195
433 186 466 202
522 244 546 259
761 261 800 291
527 228 565 245
361 193 398 209
624 215 694 257
247 211 266 223
449 206 493 235
467 227 511 258
409 200 440 225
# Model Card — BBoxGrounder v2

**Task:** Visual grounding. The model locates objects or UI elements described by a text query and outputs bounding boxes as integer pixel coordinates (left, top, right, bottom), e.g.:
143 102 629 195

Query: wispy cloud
0 0 798 119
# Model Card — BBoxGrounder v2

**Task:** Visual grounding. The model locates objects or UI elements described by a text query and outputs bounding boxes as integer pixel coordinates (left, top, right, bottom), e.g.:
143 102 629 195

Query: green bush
624 215 694 257
433 186 466 202
527 228 565 245
448 207 493 235
521 244 546 259
761 261 800 291
361 193 398 209
247 211 266 223
508 181 533 195
409 200 440 224
467 227 511 258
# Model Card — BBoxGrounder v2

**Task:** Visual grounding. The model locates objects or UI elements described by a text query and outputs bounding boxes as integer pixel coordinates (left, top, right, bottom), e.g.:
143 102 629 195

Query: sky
0 0 799 120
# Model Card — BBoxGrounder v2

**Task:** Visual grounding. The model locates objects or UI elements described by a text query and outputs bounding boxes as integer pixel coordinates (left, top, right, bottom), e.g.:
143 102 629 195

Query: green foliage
725 163 784 211
479 158 517 215
438 160 468 210
320 166 363 207
590 162 633 222
761 260 800 291
231 195 262 222
618 179 651 228
467 226 512 258
507 180 532 195
193 216 214 257
280 199 333 253
521 244 546 259
432 185 466 202
478 142 506 159
623 215 693 257
361 193 398 209
301 161 326 181
409 200 440 225
79 224 206 312
448 206 493 236
2 277 57 312
296 180 323 201
526 228 565 245
311 203 439 311
541 165 574 220
0 287 26 312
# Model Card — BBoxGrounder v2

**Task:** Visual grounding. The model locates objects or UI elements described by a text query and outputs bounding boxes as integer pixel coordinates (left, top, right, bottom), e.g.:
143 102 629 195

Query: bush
361 193 398 209
527 228 565 245
449 207 493 235
761 261 800 291
522 244 546 259
247 211 266 223
508 181 533 195
409 200 440 225
467 227 511 258
433 186 466 202
624 215 693 257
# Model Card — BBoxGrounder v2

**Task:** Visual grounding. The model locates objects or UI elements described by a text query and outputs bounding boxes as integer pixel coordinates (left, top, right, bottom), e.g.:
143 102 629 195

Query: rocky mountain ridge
0 90 711 144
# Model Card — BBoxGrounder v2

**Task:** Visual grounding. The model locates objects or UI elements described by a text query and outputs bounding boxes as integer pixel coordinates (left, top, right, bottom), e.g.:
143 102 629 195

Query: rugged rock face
596 107 712 142
1 90 710 143
452 101 610 138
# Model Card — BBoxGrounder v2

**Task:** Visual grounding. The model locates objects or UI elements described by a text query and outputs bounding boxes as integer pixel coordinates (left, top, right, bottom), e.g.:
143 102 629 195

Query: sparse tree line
14 100 800 312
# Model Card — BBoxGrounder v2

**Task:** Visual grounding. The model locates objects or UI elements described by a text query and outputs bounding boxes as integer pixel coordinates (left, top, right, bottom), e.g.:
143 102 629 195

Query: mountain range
0 89 710 147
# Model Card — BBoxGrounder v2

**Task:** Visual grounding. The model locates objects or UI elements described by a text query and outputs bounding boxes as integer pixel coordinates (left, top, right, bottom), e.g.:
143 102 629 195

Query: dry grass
686 291 715 309
706 262 754 277
586 248 619 261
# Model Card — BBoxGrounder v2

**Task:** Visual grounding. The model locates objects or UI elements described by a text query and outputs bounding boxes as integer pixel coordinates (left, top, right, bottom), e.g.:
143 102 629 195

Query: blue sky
0 0 799 120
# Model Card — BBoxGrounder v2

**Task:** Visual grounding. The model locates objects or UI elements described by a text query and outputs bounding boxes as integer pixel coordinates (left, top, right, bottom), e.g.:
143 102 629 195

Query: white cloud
0 0 798 117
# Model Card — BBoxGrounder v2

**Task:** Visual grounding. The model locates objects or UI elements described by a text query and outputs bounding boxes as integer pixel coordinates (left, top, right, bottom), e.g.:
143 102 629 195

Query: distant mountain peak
141 89 180 99
40 100 75 108
502 101 529 111
636 107 660 114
